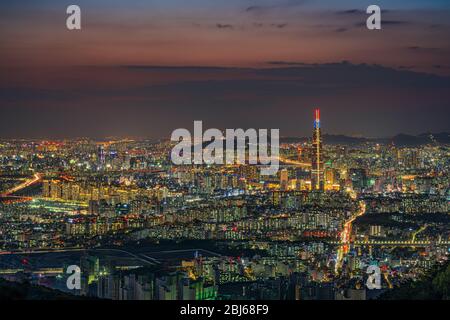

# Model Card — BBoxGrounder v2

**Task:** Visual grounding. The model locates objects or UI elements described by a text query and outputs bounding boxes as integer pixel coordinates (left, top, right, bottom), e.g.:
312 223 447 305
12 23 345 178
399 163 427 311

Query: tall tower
311 109 324 190
98 145 106 169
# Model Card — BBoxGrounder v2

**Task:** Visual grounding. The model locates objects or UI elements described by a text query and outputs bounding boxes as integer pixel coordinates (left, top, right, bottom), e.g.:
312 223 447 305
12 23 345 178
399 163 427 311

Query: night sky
1 0 450 139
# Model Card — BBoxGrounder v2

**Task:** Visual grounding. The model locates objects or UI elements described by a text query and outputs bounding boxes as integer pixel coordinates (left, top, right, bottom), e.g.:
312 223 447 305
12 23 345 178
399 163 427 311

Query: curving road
335 200 366 274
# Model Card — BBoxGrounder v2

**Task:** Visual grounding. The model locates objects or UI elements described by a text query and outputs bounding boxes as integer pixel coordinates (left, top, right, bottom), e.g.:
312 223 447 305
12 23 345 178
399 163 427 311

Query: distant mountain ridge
280 132 450 146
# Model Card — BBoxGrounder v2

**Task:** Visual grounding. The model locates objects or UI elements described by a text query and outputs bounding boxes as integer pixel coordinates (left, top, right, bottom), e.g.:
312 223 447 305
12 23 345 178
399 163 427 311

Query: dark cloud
381 20 409 25
245 6 260 12
266 61 310 66
244 0 308 14
428 24 449 30
1 62 449 138
337 8 389 15
271 23 288 28
251 23 288 29
354 20 409 28
337 9 365 15
398 65 416 70
407 46 442 52
334 27 348 33
434 65 450 69
216 23 234 29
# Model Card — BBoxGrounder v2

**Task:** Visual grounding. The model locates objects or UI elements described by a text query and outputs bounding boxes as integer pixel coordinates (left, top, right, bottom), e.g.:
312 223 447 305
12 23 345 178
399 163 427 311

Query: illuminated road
0 248 86 256
0 268 64 275
0 173 42 196
335 200 366 274
332 240 450 246
278 156 312 168
383 271 393 289
0 247 160 265
412 225 428 242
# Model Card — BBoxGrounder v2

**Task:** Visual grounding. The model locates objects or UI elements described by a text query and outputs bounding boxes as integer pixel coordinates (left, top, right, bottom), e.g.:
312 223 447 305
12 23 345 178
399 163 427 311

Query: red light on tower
315 109 320 121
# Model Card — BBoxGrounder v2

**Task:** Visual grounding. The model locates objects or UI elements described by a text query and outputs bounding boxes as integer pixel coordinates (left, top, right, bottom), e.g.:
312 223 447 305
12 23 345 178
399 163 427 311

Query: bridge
331 240 450 247
0 247 161 266
278 156 311 168
0 268 64 275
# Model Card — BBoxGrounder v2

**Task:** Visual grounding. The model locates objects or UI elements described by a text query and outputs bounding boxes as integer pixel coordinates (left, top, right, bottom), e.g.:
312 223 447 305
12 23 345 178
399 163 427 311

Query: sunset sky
1 0 450 138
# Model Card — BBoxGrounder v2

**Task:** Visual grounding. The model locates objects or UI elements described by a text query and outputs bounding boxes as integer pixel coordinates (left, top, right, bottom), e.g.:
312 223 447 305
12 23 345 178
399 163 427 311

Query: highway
335 200 366 274
278 156 312 168
0 173 42 197
0 247 160 266
332 240 450 246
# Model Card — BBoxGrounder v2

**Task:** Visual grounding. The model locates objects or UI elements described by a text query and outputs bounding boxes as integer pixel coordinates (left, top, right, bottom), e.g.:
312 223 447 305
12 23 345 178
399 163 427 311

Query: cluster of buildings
0 110 449 300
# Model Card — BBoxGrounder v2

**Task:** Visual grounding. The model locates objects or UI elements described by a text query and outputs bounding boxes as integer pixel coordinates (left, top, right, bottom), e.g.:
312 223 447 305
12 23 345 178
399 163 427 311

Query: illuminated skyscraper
311 109 324 190
98 145 106 169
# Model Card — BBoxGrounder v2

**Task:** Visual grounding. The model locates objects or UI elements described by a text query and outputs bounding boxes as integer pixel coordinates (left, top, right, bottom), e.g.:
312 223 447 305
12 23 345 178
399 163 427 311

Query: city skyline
1 105 448 301
1 0 449 305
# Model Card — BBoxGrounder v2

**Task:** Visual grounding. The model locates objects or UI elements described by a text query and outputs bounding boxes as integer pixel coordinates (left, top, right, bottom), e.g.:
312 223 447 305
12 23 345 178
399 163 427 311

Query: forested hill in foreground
379 261 450 300
0 279 83 300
